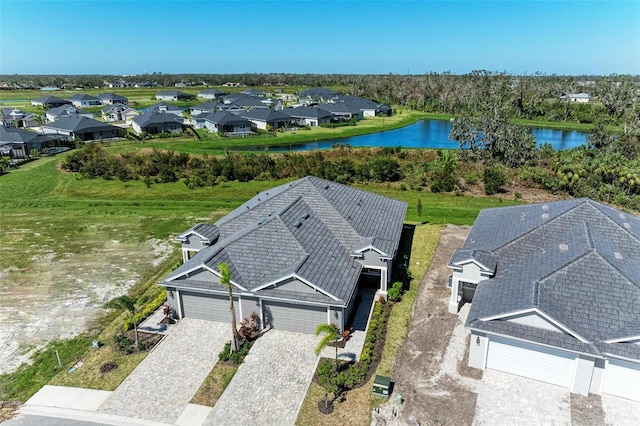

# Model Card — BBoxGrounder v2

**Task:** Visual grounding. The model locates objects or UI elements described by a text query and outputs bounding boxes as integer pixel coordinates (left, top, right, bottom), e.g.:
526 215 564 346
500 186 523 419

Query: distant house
193 111 252 135
198 89 227 99
239 109 295 131
96 93 129 105
241 88 265 97
190 100 224 116
31 96 71 109
42 116 125 141
334 95 386 117
45 105 94 123
131 111 185 135
0 108 39 128
146 102 184 116
229 96 270 110
450 199 640 402
66 94 103 107
298 87 340 102
155 90 196 101
564 93 591 103
285 106 335 127
317 102 357 121
101 104 140 123
0 125 64 158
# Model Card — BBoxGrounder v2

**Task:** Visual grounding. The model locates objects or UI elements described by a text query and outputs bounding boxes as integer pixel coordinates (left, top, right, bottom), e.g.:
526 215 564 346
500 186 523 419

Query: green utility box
372 375 391 397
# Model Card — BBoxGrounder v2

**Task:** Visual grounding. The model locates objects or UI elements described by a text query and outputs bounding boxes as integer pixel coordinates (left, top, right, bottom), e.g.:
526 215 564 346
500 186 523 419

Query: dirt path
375 225 473 426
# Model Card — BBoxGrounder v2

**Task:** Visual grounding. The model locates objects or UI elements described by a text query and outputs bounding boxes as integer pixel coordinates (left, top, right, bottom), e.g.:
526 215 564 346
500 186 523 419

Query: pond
257 119 588 152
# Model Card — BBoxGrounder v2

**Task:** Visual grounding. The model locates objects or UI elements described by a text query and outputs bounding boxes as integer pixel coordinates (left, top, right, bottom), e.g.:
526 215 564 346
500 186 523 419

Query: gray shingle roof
43 116 119 132
132 111 184 128
66 93 101 102
163 176 407 307
464 198 640 360
285 106 334 120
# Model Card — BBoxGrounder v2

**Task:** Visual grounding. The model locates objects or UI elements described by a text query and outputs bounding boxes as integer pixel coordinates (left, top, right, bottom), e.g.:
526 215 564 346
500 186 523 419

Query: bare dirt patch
458 334 484 381
571 393 605 426
375 225 475 425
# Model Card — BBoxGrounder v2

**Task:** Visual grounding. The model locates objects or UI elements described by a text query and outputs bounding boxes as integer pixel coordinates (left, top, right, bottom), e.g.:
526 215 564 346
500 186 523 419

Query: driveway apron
98 318 228 424
205 330 319 426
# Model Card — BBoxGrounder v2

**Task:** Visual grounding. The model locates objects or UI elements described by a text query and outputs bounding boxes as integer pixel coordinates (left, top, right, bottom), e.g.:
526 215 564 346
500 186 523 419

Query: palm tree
105 295 138 347
315 323 340 371
218 262 241 351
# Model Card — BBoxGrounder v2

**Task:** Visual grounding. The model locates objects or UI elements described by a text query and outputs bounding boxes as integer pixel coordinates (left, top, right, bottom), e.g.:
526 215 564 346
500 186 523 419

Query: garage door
487 337 575 387
262 301 327 334
603 358 640 402
181 291 237 322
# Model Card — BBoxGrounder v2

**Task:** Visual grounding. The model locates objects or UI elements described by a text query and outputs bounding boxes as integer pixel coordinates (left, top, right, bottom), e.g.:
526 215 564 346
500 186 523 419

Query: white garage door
181 291 238 322
262 301 327 334
603 358 640 402
487 337 575 387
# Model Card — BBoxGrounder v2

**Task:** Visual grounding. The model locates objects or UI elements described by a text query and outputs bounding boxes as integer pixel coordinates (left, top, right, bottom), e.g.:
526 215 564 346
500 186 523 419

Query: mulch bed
113 330 163 355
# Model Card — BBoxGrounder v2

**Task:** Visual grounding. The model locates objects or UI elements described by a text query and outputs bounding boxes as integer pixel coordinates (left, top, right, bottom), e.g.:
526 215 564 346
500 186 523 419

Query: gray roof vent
258 217 267 225
542 213 549 220
623 222 631 230
520 212 527 221
619 213 625 219
542 204 549 211
323 184 330 190
614 252 623 260
301 212 310 220
293 220 302 228
559 243 569 252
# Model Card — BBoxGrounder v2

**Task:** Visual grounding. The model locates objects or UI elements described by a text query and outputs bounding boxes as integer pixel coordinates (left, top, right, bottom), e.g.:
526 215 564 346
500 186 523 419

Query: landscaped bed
296 224 441 424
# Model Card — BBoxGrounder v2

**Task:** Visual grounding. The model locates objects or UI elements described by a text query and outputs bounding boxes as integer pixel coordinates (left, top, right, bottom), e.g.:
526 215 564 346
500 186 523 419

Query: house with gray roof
449 199 640 401
285 106 335 127
155 90 196 101
238 108 294 130
66 93 103 107
31 95 71 109
0 125 65 158
101 104 140 123
42 116 126 141
45 105 94 123
131 111 186 135
161 176 407 334
192 111 252 135
1 108 38 128
198 89 227 99
145 102 184 116
96 93 129 105
189 100 224 116
298 87 340 102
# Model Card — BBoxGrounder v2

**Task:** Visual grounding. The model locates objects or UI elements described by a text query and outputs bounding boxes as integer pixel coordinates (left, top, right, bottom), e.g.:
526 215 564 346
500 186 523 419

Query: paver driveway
205 330 319 426
98 318 228 424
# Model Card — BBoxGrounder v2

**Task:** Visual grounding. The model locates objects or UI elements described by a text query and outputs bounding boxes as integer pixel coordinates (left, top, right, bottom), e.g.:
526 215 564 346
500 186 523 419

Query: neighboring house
229 96 270 110
190 100 224 116
562 93 591 103
46 105 93 123
449 199 640 402
333 95 389 117
146 102 184 116
42 116 126 141
198 89 227 99
285 106 335 127
298 87 339 102
66 94 103 107
0 108 39 128
155 90 196 101
0 125 64 158
222 93 262 105
241 88 265 97
239 108 295 130
161 176 407 334
317 102 358 121
31 95 71 108
96 93 129 105
131 111 186 135
101 104 140 123
194 111 252 135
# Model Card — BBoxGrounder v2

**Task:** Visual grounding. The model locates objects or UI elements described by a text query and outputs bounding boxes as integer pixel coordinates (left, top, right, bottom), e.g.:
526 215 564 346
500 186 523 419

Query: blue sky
1 0 638 75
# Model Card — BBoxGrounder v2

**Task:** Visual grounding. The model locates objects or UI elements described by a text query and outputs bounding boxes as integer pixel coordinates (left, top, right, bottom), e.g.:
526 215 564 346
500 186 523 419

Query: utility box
372 375 391 398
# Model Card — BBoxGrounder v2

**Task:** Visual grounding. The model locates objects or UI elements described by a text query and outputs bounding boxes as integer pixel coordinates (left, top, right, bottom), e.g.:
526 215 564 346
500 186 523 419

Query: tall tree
105 295 139 347
218 262 241 351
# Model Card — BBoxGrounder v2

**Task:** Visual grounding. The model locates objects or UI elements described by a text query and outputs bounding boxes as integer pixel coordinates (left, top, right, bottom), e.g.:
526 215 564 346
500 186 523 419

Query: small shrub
99 362 118 374
387 281 403 302
218 340 251 365
483 167 508 195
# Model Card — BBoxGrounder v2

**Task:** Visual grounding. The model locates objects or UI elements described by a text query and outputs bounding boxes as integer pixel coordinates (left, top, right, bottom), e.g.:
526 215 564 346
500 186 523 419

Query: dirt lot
377 225 474 425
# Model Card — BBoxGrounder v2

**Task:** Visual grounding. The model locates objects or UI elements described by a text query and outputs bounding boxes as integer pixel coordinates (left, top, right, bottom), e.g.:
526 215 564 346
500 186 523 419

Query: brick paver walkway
98 318 228 424
205 330 319 426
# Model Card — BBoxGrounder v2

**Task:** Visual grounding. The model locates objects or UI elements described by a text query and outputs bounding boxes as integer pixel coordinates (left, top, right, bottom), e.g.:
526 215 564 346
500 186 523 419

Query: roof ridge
586 199 640 243
493 199 590 252
591 247 640 290
537 248 594 283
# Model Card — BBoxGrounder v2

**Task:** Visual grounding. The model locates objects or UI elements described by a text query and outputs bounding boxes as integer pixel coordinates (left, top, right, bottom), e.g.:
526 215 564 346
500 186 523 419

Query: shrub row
218 341 251 365
123 291 167 332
